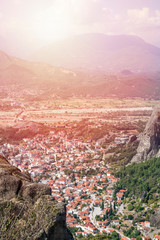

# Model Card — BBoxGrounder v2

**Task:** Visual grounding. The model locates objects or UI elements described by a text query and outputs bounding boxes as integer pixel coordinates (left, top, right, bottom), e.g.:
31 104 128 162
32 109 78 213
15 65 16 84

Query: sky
0 0 160 58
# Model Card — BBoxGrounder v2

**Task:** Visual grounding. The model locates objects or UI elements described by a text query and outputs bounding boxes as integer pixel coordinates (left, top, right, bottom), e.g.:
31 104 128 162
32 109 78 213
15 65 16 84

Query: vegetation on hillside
0 196 65 240
114 157 160 204
66 119 145 142
0 123 52 144
105 142 139 166
78 232 120 240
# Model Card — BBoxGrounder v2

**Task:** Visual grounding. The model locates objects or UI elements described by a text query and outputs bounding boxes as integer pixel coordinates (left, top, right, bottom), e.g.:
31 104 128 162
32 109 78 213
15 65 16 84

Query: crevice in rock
16 180 22 195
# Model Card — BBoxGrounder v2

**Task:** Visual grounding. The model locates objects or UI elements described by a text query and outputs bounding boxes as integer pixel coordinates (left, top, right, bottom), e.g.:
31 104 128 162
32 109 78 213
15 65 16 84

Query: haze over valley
32 33 160 72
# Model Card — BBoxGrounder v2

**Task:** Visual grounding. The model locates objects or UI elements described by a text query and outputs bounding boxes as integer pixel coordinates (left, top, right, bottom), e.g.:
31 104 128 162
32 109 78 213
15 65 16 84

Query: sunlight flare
32 1 73 42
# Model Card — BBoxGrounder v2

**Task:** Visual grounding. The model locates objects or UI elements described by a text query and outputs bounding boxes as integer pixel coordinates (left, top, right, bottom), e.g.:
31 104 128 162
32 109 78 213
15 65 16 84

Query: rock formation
131 105 160 162
0 155 73 240
150 208 160 228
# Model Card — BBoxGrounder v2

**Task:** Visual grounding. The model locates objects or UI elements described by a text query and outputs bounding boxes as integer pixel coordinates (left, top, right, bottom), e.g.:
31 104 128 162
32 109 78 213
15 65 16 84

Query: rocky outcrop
131 105 160 162
0 155 73 240
0 174 22 199
19 183 51 202
150 208 160 228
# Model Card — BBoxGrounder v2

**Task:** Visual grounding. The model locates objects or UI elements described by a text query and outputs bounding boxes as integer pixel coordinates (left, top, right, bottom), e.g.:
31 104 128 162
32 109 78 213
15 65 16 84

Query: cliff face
131 105 160 163
0 156 73 240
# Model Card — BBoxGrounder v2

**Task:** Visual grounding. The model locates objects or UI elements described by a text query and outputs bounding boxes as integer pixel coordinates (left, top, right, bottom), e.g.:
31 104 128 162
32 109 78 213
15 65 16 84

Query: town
0 120 159 240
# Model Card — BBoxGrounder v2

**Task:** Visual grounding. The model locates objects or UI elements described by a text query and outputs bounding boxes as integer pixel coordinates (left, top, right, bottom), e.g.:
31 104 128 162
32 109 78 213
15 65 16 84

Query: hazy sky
0 0 160 58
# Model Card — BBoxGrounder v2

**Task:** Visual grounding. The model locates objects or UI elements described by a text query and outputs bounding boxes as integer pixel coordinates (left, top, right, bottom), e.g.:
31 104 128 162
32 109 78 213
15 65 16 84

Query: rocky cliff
0 155 73 240
131 105 160 162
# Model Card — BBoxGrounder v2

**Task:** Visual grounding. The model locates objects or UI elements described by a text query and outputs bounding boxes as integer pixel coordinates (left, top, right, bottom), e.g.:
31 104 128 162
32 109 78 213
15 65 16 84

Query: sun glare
32 1 73 42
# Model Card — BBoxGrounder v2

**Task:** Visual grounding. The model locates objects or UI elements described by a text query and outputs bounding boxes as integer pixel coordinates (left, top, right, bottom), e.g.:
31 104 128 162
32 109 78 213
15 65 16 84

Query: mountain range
0 34 160 99
32 33 160 72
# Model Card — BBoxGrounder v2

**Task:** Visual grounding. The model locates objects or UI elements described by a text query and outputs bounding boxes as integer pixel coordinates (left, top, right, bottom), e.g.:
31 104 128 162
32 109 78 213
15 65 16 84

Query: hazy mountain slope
32 33 160 72
0 48 160 99
0 49 78 86
58 75 160 99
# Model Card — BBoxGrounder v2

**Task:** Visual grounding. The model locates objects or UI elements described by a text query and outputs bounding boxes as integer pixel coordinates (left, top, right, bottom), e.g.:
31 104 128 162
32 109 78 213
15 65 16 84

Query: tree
128 204 134 211
100 201 104 210
128 214 134 220
136 236 142 240
111 231 120 240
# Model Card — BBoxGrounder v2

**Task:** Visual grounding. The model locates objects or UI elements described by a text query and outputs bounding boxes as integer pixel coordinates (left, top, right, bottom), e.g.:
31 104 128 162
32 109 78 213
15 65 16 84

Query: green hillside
114 157 160 204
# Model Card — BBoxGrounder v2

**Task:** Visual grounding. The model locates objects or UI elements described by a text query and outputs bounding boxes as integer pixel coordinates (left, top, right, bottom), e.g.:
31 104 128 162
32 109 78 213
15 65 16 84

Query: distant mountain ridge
32 33 160 72
0 49 78 86
0 48 160 99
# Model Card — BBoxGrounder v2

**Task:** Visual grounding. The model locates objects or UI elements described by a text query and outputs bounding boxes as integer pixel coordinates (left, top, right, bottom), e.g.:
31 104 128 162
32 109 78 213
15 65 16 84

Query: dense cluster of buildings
0 129 155 239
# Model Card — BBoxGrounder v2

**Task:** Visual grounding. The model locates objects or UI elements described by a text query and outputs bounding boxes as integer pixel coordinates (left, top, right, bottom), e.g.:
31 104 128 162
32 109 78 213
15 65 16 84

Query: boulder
19 183 51 201
0 175 22 199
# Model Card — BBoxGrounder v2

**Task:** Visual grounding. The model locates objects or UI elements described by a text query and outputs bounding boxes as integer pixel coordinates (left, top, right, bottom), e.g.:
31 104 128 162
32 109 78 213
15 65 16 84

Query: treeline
114 157 160 203
79 232 120 240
